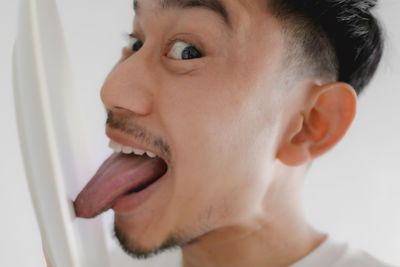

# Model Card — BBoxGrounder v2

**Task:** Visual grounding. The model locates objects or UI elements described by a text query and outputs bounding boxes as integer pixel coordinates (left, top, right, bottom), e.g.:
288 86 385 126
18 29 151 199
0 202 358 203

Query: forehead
134 0 230 26
133 0 269 31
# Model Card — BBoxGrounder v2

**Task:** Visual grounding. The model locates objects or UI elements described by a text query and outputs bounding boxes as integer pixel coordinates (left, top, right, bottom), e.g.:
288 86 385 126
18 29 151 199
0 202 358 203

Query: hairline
266 0 339 85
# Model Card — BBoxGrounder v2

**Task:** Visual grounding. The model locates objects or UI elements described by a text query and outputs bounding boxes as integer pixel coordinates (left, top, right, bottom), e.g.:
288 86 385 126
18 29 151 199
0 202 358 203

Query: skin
46 0 357 266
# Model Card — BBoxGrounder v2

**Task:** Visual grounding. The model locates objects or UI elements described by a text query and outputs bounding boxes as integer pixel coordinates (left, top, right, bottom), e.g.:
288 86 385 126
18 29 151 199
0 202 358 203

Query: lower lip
112 169 170 215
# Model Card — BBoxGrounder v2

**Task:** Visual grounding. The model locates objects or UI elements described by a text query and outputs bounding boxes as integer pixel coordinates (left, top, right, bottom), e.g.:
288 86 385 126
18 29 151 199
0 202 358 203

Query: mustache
106 110 171 162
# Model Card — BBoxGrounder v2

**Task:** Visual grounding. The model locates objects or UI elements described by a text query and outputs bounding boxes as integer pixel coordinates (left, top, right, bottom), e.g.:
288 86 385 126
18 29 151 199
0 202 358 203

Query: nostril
101 84 153 116
99 58 155 115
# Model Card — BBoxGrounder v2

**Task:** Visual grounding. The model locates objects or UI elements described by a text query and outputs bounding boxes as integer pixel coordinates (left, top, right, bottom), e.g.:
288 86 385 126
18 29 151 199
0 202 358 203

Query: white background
1 0 399 266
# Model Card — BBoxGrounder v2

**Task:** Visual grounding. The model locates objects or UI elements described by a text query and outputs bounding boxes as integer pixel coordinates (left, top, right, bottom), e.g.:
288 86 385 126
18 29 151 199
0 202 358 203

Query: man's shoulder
335 245 394 267
290 236 395 267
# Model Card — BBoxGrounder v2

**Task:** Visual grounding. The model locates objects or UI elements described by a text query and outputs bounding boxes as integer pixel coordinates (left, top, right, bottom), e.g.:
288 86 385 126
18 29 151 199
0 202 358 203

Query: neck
181 165 326 267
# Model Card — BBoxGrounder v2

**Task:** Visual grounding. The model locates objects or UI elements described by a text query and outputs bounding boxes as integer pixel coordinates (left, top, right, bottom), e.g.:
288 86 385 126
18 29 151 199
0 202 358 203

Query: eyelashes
122 31 203 60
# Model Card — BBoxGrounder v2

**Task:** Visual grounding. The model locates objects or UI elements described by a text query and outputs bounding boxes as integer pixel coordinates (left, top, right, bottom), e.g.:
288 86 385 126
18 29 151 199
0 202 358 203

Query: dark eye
167 41 202 60
127 36 143 52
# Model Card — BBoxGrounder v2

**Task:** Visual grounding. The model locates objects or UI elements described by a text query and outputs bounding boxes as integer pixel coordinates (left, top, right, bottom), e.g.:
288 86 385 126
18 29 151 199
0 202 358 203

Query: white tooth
133 148 145 155
122 146 133 154
114 143 122 153
146 151 156 158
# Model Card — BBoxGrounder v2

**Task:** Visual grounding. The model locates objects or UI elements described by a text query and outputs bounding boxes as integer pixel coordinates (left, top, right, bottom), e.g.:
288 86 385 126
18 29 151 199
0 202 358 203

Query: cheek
157 74 279 224
161 77 241 185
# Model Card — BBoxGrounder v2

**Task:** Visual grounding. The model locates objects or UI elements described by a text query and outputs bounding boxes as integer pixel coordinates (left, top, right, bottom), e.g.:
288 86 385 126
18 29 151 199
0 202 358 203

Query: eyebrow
133 0 232 29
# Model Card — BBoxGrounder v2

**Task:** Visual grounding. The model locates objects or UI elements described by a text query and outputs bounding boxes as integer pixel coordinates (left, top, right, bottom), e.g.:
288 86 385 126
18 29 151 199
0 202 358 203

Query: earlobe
277 82 357 166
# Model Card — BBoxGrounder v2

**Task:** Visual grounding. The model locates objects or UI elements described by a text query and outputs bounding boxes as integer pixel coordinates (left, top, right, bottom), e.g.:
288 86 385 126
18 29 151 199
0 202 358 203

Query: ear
276 82 357 166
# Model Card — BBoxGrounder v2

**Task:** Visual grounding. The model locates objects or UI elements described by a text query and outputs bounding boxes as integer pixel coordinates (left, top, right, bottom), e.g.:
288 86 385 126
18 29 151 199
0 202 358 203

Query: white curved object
13 0 109 266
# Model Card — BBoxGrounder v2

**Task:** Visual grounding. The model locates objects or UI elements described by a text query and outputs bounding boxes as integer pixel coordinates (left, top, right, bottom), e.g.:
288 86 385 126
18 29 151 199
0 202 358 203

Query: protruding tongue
74 153 167 218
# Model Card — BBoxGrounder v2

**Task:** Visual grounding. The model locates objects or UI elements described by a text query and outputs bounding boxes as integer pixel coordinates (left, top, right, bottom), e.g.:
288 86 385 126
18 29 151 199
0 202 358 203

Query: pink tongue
74 153 167 218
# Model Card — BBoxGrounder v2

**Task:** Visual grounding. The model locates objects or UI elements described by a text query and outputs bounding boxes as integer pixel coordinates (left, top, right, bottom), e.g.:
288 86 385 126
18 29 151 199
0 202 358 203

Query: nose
100 51 154 116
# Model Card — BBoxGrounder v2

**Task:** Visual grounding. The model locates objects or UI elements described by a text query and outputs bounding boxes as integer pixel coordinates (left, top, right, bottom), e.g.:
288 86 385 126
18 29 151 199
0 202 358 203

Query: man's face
101 0 288 257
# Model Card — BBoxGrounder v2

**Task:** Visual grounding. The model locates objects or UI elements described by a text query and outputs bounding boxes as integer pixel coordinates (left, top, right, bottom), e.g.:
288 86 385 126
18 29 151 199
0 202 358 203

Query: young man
72 0 391 266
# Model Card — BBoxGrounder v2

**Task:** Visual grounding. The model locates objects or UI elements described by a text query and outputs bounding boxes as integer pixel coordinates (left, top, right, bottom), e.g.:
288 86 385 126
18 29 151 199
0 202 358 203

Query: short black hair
268 0 384 95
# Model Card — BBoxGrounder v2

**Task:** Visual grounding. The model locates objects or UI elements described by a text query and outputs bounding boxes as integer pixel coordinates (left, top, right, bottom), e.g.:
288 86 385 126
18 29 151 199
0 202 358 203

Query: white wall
303 1 400 264
1 0 399 266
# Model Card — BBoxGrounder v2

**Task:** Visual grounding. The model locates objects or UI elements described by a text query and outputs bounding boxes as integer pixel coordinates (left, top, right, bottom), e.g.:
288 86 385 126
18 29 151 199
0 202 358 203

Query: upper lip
105 127 168 164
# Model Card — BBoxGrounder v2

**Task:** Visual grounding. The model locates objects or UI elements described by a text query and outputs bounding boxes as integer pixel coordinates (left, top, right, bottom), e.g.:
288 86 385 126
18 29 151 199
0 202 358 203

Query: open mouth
121 154 168 194
74 141 168 219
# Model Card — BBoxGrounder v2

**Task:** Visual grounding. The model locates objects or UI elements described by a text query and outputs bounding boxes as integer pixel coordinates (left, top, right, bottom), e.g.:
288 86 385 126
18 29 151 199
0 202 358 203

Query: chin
113 220 190 260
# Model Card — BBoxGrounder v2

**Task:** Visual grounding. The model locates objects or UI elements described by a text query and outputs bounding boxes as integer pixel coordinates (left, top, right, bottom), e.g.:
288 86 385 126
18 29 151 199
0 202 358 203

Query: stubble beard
113 223 205 260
